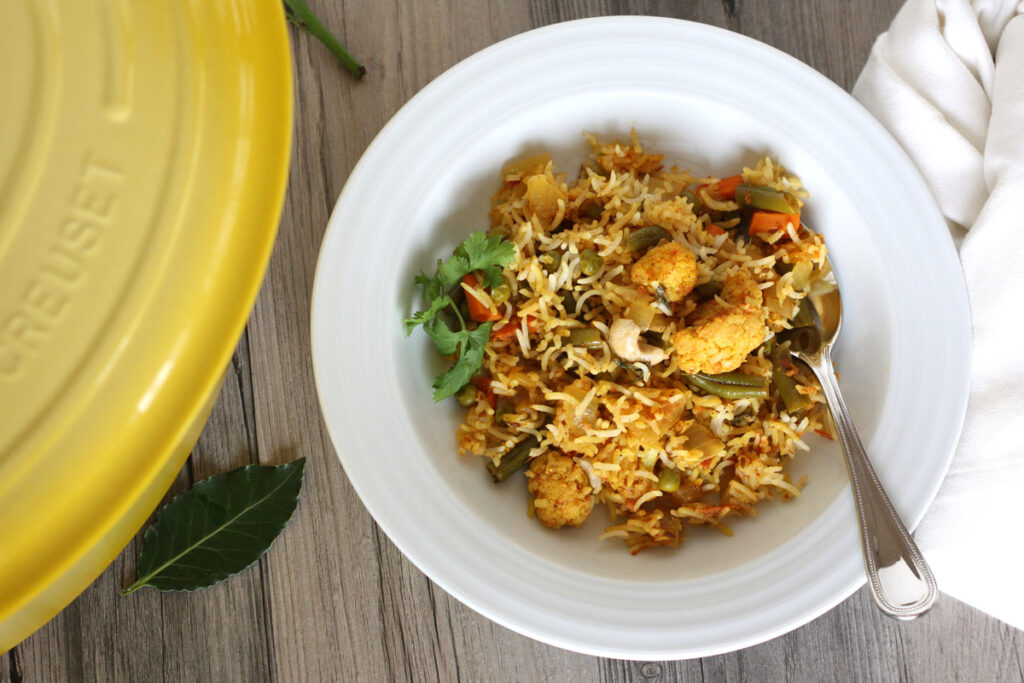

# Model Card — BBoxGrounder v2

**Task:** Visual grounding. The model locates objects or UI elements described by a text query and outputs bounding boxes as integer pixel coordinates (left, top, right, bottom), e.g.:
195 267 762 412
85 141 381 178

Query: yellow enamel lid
0 1 292 649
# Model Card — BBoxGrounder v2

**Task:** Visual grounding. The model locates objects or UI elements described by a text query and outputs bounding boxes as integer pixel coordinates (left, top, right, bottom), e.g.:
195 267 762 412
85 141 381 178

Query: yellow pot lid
0 1 292 650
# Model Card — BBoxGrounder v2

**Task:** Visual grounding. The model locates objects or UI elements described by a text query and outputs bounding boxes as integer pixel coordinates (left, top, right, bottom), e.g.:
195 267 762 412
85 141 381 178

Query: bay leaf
122 458 306 594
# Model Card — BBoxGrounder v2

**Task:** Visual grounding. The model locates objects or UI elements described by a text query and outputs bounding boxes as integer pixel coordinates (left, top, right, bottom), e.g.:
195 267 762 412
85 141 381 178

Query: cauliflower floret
672 304 767 374
671 267 767 374
527 452 594 529
630 242 698 302
719 268 763 311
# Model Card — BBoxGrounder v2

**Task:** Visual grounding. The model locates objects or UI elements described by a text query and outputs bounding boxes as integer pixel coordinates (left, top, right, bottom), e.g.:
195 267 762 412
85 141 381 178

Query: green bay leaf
122 459 306 595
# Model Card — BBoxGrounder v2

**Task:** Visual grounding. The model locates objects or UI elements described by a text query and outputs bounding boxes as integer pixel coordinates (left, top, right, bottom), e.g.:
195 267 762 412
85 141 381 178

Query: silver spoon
781 243 938 619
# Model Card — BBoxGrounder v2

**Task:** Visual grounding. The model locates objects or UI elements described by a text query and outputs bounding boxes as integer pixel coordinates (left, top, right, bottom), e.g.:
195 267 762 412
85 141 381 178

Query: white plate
311 17 970 659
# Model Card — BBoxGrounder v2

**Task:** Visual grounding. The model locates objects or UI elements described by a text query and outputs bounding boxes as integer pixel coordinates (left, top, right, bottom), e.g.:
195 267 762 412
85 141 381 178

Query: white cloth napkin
854 0 1024 630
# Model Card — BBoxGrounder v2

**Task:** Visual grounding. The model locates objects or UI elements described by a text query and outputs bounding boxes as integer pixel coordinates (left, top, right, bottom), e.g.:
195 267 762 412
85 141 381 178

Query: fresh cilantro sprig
404 231 516 401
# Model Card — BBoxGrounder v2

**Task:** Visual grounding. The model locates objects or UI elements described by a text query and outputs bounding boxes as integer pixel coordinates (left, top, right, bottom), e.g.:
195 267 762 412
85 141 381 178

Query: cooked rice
454 131 831 554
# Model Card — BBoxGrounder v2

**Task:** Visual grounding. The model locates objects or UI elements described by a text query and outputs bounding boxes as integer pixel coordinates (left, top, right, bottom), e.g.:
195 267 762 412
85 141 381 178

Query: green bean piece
658 467 681 493
687 373 769 400
491 283 511 304
580 249 604 276
487 435 540 482
791 298 816 328
694 281 719 299
680 190 703 214
455 383 478 408
641 330 665 348
626 225 670 252
561 291 577 315
693 371 769 389
541 250 562 274
568 327 603 350
494 399 515 424
770 344 812 413
734 183 801 214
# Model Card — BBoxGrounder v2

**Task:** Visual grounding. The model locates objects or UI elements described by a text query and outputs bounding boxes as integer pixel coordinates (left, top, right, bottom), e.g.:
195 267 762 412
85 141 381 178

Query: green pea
541 250 563 274
495 399 515 424
455 383 478 408
491 283 511 304
658 468 681 493
579 249 604 277
580 202 604 220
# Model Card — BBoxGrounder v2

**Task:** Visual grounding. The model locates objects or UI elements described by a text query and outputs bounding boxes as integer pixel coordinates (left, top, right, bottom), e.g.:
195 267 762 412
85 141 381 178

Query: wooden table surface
4 1 1023 681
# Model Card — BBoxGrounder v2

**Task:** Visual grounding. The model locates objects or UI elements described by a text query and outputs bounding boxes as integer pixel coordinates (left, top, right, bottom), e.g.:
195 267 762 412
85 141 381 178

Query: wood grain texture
3 1 1023 681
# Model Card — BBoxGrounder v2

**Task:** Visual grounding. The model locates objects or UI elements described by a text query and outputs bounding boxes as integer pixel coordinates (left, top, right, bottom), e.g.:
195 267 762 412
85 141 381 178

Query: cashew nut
608 318 668 365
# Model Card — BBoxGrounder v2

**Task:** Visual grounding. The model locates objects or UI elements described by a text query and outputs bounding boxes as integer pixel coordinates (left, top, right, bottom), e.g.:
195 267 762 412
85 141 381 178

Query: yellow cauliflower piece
630 242 698 302
671 267 767 373
527 452 594 529
671 305 767 374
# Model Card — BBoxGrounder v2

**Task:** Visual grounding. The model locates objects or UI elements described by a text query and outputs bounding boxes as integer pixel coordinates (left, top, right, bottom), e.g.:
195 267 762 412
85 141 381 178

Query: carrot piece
461 273 501 322
490 315 536 340
471 376 497 409
749 211 801 235
706 224 726 236
713 175 742 200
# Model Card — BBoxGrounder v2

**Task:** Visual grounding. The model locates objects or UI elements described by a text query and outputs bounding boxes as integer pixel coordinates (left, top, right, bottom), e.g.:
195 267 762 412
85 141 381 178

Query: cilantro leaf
422 316 461 355
403 292 451 335
406 231 516 401
438 231 516 288
431 324 492 401
415 269 444 303
437 253 472 289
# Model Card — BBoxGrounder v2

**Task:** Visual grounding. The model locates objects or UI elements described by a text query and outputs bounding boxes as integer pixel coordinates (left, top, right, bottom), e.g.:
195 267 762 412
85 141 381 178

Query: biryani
405 132 834 554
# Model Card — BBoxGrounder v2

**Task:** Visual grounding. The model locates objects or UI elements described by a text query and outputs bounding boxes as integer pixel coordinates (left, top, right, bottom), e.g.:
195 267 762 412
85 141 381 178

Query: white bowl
311 17 970 659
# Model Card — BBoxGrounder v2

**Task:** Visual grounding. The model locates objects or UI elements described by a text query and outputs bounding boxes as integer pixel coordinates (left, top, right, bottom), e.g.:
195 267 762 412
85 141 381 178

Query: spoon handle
803 346 938 619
